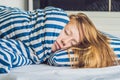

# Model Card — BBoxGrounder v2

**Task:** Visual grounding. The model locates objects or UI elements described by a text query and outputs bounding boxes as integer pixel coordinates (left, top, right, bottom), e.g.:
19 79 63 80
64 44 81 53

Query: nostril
61 40 65 46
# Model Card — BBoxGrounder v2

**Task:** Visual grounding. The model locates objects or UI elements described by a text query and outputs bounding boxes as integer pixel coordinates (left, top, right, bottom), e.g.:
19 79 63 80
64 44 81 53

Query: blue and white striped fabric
47 33 120 67
0 39 37 73
0 6 69 73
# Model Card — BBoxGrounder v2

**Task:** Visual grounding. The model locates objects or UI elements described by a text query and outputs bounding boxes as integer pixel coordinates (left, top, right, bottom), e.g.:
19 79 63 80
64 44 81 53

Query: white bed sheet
0 64 120 80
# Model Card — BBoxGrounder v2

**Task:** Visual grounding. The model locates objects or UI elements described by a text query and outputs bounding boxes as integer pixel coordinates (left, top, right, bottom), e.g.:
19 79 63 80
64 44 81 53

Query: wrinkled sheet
0 64 120 80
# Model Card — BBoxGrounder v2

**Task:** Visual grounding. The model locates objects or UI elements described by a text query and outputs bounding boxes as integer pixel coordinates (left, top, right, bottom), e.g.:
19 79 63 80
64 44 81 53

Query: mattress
0 64 120 80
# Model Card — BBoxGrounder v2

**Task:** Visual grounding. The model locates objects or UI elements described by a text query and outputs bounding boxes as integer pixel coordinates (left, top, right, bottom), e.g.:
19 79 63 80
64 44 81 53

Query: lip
55 41 61 50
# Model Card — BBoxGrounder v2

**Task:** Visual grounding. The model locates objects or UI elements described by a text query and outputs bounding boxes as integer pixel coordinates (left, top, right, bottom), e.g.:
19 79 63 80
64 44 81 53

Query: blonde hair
68 13 118 68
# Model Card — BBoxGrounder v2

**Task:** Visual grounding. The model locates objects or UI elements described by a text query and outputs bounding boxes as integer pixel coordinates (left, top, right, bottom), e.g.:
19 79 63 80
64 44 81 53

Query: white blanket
0 64 120 80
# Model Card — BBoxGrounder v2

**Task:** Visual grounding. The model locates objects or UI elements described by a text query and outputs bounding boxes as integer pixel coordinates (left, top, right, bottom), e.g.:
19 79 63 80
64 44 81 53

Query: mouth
55 41 61 50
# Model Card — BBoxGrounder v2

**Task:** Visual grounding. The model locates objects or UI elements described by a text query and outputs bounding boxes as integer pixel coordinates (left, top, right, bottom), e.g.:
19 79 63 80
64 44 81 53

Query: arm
47 50 72 67
0 39 38 73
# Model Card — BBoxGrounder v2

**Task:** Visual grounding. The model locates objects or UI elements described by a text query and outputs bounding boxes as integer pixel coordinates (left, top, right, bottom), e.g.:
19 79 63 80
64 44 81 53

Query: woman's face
52 19 80 52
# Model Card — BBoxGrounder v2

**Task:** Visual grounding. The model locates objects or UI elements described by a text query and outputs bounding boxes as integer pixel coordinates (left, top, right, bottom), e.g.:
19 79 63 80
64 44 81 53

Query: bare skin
52 18 80 52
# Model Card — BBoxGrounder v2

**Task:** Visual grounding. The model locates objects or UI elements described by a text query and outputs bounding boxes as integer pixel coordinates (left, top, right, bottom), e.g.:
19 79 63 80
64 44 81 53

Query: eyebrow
64 27 72 35
64 29 69 35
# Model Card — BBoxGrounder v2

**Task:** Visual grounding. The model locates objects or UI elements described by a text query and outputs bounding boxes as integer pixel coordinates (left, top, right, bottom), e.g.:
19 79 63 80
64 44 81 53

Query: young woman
48 13 120 68
0 6 120 73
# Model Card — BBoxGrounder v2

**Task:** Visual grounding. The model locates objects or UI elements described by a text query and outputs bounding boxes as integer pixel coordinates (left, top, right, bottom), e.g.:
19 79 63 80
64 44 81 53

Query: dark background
33 0 120 11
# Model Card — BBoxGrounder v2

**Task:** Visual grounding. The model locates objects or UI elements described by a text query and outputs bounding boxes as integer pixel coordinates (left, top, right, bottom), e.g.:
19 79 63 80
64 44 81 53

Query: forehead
65 18 77 29
65 19 80 42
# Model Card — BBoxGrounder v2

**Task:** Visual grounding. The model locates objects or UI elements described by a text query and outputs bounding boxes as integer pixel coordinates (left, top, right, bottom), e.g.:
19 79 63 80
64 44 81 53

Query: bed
0 64 120 80
0 11 120 80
